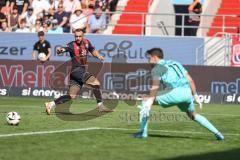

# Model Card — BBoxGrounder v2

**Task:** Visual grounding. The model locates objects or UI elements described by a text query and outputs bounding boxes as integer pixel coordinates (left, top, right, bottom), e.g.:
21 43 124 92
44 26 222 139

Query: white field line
0 127 100 138
0 127 239 138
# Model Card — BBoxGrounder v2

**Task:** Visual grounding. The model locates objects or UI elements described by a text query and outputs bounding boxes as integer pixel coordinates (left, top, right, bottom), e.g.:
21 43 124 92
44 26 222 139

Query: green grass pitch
0 96 240 160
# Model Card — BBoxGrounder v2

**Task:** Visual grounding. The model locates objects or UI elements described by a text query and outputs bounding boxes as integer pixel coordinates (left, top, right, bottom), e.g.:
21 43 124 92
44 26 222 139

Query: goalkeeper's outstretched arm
186 73 197 95
186 73 202 109
143 77 160 108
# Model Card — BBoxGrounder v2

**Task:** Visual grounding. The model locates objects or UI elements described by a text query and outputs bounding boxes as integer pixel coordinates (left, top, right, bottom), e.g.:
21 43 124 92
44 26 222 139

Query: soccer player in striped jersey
44 28 112 114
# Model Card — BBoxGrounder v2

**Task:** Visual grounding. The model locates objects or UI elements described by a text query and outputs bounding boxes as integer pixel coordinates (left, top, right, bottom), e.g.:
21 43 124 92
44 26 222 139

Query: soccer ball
38 52 46 61
6 111 21 125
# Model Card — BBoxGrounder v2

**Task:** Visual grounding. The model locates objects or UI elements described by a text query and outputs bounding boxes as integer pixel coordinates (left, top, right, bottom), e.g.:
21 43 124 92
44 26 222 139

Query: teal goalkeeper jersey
151 59 190 89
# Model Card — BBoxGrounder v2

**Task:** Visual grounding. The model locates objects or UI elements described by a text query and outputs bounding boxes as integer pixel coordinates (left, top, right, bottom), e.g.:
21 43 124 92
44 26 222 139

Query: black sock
92 85 102 104
54 95 72 105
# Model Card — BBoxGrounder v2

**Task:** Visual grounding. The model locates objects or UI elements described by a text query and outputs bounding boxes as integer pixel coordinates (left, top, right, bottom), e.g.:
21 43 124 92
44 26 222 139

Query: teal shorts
155 87 194 112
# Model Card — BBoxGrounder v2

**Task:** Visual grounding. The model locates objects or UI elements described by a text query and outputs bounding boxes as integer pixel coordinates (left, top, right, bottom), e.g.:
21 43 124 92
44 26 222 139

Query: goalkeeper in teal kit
135 48 224 140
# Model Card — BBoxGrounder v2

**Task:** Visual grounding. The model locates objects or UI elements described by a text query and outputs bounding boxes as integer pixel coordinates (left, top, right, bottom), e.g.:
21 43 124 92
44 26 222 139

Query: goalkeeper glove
194 93 202 109
137 99 152 118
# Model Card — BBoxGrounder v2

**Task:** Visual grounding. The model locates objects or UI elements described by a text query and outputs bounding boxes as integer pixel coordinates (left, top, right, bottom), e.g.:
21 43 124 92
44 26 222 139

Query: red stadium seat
208 0 240 36
112 0 150 35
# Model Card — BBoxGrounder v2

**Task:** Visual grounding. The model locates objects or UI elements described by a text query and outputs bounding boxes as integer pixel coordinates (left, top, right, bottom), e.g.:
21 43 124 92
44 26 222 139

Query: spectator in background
10 0 29 15
16 18 30 32
48 19 63 33
69 6 87 32
0 11 6 22
53 3 69 32
31 18 43 32
1 0 11 16
32 31 52 62
0 1 8 28
87 8 106 33
49 0 59 10
20 6 36 30
63 0 81 14
8 5 19 31
42 20 50 33
81 0 94 19
42 11 52 24
188 0 202 36
95 0 119 20
0 21 11 32
109 0 118 16
0 10 7 30
95 0 108 11
48 0 59 15
0 0 7 8
81 0 96 9
32 0 50 16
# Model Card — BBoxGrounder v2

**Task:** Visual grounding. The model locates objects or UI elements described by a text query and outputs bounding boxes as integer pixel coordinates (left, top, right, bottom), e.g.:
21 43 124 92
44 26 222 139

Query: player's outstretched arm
91 50 104 61
186 73 202 109
148 78 160 103
186 73 197 95
141 77 160 109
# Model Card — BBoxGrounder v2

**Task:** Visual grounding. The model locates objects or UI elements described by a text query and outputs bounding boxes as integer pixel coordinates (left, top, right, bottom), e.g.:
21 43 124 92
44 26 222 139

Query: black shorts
69 67 93 87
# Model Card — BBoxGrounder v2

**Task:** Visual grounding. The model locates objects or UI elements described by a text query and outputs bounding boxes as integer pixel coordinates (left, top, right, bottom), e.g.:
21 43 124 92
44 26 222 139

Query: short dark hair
75 28 85 33
38 31 45 37
146 48 164 59
20 18 26 24
13 5 18 10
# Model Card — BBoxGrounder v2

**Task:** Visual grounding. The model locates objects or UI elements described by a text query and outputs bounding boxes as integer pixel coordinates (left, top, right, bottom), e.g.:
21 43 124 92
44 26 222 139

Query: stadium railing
195 32 240 66
83 11 239 36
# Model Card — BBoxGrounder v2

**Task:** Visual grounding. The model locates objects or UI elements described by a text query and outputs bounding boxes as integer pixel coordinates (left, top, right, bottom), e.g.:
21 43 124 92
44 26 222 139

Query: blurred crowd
0 0 119 33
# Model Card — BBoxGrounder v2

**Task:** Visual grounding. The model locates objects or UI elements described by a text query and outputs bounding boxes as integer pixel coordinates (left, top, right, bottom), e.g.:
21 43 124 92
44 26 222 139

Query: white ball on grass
6 111 21 125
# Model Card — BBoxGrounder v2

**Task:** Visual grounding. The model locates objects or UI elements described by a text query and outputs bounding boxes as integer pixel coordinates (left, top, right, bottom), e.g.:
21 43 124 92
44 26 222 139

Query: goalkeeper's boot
215 132 224 141
134 130 148 138
45 102 51 115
